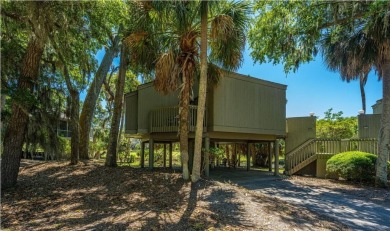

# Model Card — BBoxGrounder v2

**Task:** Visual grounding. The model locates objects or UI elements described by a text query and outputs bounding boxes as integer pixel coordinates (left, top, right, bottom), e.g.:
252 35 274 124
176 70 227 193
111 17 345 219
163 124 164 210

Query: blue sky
96 47 382 119
237 48 382 118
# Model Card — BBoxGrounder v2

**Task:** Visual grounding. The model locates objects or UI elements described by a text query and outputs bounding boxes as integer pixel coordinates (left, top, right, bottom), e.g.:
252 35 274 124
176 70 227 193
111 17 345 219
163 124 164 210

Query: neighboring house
57 114 72 138
358 99 382 139
372 99 382 114
124 71 287 175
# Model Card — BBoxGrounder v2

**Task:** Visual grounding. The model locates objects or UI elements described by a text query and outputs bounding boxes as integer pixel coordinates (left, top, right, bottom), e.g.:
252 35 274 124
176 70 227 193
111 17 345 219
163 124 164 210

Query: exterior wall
285 116 316 153
372 99 382 114
124 72 287 139
125 92 138 134
316 154 337 178
137 83 179 134
208 72 287 136
358 114 381 139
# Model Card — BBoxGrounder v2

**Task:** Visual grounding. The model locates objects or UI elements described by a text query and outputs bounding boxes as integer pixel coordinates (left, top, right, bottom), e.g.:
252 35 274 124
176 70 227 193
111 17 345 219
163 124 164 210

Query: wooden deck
149 105 207 133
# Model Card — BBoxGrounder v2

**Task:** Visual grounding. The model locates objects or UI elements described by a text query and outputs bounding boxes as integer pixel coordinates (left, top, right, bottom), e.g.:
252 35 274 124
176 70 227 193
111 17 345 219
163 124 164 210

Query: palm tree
321 29 373 114
127 1 250 180
192 1 251 182
192 1 209 182
321 2 389 185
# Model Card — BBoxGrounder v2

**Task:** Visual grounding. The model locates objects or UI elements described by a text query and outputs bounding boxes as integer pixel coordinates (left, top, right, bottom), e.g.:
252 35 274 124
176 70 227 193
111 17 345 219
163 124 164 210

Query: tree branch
49 35 76 95
1 10 28 22
103 66 118 101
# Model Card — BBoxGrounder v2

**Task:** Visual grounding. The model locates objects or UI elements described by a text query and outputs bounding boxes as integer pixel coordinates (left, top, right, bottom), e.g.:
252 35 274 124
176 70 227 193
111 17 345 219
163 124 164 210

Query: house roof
124 70 287 96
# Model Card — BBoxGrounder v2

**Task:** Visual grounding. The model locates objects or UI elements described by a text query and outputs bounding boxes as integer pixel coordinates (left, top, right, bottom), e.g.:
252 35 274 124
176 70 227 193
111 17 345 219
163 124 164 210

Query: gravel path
211 168 390 231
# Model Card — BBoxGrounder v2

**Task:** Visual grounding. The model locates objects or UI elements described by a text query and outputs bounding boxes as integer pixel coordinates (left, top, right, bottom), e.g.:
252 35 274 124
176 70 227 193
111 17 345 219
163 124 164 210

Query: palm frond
209 1 251 70
320 24 375 82
124 31 159 74
210 15 234 41
154 50 178 94
207 62 223 87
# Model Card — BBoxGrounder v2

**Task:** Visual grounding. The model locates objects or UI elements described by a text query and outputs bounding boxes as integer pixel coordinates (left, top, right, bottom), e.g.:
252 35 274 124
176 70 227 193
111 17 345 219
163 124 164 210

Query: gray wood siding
209 72 286 136
125 92 138 134
372 100 382 114
358 114 381 138
137 83 179 133
285 117 316 153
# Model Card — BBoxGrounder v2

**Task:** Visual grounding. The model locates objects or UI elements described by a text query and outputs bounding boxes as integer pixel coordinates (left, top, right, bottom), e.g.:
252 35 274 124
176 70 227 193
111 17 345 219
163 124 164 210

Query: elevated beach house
124 71 287 176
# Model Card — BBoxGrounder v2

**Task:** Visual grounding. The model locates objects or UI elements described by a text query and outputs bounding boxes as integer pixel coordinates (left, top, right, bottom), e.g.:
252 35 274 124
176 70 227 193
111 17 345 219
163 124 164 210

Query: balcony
149 105 207 133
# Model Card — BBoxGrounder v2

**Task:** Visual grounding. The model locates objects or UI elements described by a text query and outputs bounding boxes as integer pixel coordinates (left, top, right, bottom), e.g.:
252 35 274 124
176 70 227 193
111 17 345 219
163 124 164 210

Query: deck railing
149 105 207 133
285 138 378 175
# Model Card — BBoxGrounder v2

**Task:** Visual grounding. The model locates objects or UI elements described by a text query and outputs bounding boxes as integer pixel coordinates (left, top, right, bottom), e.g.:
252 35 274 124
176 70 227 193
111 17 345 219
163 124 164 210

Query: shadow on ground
210 168 390 231
1 161 249 230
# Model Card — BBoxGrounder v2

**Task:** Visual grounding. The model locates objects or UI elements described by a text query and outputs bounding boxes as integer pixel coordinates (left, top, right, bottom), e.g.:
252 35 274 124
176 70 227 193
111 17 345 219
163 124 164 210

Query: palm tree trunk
1 35 45 189
376 43 390 186
180 74 190 180
360 73 367 113
106 45 128 167
79 35 120 160
192 0 208 182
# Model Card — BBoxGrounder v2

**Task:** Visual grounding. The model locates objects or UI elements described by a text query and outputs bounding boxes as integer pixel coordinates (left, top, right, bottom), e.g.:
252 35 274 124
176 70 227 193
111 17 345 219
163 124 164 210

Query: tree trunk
79 35 120 160
106 45 128 167
180 73 190 180
116 97 126 162
69 91 80 165
192 0 208 182
57 48 80 165
376 44 390 186
1 36 45 189
360 73 367 114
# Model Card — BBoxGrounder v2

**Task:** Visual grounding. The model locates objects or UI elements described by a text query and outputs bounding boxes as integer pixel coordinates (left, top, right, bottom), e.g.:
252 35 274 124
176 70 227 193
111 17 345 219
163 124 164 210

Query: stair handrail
285 138 315 156
285 139 317 173
286 138 380 175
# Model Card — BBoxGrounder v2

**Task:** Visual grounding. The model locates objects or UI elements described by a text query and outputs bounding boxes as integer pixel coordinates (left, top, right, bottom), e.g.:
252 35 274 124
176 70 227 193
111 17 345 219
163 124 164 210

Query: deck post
274 139 279 176
141 142 145 168
163 143 167 168
246 142 250 171
149 138 154 169
205 137 210 177
169 142 173 168
268 142 272 172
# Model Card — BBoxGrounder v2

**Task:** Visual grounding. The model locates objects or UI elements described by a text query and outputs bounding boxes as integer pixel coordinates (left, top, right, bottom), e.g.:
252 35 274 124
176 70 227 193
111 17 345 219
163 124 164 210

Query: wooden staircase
285 138 378 175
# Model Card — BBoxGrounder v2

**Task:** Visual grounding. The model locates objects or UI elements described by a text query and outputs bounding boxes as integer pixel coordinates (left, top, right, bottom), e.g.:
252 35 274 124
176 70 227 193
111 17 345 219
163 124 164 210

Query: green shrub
326 151 378 181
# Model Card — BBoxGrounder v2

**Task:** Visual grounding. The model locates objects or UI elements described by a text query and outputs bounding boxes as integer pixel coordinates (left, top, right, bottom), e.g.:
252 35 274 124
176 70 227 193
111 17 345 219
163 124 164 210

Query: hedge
326 151 389 182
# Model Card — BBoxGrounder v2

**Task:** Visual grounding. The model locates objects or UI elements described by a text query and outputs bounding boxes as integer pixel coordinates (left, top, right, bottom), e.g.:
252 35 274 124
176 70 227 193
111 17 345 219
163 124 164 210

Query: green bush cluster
326 151 389 182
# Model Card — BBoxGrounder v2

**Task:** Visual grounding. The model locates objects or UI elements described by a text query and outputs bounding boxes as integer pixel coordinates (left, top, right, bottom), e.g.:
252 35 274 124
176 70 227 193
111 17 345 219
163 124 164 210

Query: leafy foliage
249 1 390 74
326 151 389 182
316 108 357 139
249 0 390 185
89 70 139 158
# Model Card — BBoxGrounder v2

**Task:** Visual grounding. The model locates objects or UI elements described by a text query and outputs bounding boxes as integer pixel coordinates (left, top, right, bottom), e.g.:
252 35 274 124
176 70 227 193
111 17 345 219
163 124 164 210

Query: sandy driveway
210 168 390 231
